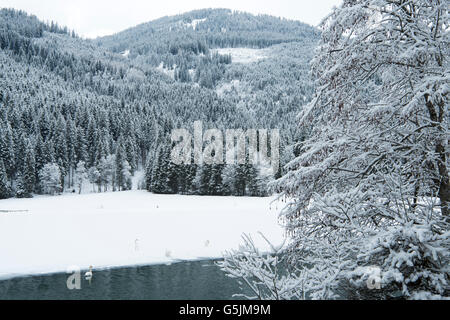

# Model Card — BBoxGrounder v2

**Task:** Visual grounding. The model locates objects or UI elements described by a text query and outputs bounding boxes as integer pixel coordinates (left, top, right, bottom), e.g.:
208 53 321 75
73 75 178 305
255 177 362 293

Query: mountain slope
0 8 318 199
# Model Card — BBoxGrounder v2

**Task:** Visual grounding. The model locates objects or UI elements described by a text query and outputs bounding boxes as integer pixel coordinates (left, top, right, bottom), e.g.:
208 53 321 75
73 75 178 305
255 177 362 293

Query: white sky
0 0 342 39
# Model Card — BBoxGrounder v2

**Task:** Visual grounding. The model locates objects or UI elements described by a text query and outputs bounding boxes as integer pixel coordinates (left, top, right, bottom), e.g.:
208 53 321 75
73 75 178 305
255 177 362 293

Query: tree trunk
437 141 449 217
425 95 449 217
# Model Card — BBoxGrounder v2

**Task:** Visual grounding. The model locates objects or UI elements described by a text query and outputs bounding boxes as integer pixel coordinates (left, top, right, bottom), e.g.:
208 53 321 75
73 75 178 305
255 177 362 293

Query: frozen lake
0 191 284 279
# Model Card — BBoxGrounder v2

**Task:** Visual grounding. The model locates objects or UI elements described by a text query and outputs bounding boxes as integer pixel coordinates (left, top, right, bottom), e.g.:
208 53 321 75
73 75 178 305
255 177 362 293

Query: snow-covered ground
155 62 176 80
184 18 207 30
214 48 268 64
0 191 284 280
216 79 242 96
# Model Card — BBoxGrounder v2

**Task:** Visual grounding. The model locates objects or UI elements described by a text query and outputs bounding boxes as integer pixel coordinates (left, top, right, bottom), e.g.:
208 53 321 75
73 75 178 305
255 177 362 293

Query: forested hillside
0 8 319 199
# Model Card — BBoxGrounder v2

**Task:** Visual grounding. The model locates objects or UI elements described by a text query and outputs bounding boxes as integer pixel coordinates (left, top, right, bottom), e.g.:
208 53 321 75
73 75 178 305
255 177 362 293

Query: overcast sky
0 0 342 39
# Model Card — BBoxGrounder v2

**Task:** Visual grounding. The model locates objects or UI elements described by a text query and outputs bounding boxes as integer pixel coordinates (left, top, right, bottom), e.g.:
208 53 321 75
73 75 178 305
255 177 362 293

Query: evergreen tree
34 133 46 175
244 163 259 196
23 142 35 197
145 156 153 192
115 141 127 191
0 159 10 199
209 164 224 196
75 128 88 164
0 124 15 181
151 143 175 194
15 173 26 198
99 155 115 192
66 117 77 187
125 136 138 174
221 164 237 196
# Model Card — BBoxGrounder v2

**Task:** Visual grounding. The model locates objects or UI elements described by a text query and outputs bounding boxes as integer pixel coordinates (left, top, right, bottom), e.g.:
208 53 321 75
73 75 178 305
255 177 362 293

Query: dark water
0 260 249 300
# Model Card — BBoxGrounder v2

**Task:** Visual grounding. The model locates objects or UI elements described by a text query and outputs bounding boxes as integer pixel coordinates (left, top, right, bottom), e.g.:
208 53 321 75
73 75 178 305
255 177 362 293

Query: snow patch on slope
181 18 207 30
156 62 176 80
214 48 268 64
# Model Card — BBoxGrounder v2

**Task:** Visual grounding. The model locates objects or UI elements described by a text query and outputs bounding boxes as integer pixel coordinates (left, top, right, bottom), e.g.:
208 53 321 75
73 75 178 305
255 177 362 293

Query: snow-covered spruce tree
271 0 449 299
115 141 127 191
22 142 36 197
15 173 26 198
0 159 10 199
99 155 115 192
0 124 15 184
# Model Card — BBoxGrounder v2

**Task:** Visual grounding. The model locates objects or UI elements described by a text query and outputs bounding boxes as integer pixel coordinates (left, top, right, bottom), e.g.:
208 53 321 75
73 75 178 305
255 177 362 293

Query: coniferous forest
0 8 318 199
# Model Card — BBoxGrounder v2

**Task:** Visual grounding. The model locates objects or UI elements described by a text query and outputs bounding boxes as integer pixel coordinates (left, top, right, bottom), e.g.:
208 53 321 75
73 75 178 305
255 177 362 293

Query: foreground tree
280 0 449 299
218 233 305 300
223 0 449 299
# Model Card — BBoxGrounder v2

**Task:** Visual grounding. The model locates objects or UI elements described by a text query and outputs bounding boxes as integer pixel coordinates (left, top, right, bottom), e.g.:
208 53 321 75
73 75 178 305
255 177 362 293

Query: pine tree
151 143 174 194
14 131 27 175
209 164 224 196
234 164 247 196
76 128 88 164
244 163 259 196
0 159 10 199
23 142 35 197
145 156 153 192
42 139 56 165
34 133 46 175
221 164 236 196
99 155 115 192
86 119 98 167
54 116 68 188
66 117 77 187
125 137 138 174
115 141 127 191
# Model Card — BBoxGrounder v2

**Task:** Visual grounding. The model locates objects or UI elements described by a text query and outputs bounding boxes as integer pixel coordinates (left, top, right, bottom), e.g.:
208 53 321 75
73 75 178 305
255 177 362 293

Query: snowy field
214 48 268 64
0 191 284 280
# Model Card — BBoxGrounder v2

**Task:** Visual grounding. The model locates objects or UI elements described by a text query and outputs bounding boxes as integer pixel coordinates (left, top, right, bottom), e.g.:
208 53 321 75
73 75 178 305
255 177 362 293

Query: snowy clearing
184 18 207 30
0 191 284 280
214 48 268 64
155 62 176 79
216 79 242 96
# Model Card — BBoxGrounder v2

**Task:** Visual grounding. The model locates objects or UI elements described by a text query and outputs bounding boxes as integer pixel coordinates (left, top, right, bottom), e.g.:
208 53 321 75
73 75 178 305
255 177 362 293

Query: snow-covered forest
0 8 318 199
0 1 449 300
